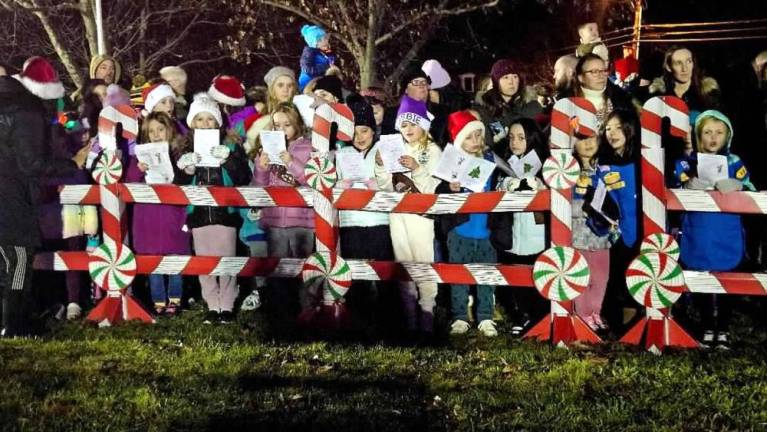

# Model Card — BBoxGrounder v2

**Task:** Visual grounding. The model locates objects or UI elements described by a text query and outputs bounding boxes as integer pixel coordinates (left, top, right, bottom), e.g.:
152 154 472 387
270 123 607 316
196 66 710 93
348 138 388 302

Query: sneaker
203 310 219 324
510 325 524 337
218 310 235 324
66 302 82 321
703 330 715 343
241 291 261 311
164 303 179 317
583 315 598 331
67 302 83 321
592 313 608 330
478 320 498 337
450 319 471 335
716 331 731 350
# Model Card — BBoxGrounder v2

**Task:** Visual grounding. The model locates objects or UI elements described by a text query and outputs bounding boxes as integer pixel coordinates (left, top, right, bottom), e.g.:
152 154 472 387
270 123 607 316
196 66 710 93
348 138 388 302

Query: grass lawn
1 305 767 432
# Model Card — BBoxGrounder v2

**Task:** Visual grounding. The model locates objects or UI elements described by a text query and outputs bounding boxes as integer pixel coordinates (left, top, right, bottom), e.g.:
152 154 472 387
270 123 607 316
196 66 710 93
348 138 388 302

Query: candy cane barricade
297 252 353 330
311 102 354 155
525 247 601 347
620 249 697 353
97 104 139 151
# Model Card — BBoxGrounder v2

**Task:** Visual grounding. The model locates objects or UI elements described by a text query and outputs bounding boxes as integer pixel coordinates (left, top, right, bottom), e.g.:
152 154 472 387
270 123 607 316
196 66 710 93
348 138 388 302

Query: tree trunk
138 0 147 74
359 0 381 88
80 0 98 58
32 10 83 89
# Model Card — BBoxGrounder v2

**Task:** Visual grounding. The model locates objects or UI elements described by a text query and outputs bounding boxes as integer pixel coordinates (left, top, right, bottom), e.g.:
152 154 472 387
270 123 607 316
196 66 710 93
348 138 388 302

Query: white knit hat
186 93 222 127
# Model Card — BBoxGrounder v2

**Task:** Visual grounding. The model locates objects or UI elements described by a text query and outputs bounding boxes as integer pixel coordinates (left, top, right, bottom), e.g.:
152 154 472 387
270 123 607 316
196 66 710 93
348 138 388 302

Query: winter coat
252 136 314 229
299 46 336 91
373 137 442 194
177 138 252 229
335 143 390 228
646 75 720 117
0 77 80 247
673 111 754 271
125 144 191 255
473 87 543 148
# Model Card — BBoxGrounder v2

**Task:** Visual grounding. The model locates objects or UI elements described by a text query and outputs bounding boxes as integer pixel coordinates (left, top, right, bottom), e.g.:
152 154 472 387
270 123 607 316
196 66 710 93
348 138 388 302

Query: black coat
0 77 79 247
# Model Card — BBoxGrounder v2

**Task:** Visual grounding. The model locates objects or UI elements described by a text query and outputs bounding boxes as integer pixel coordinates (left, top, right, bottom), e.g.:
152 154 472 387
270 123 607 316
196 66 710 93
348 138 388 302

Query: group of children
27 21 759 347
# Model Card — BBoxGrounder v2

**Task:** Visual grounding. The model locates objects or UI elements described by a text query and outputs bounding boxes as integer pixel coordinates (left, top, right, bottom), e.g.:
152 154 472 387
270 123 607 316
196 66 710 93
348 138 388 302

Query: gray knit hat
263 66 296 87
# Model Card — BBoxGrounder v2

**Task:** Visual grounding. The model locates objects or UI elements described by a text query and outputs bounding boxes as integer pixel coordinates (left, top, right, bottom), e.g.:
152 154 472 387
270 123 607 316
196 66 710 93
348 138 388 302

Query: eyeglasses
409 78 430 87
583 68 609 76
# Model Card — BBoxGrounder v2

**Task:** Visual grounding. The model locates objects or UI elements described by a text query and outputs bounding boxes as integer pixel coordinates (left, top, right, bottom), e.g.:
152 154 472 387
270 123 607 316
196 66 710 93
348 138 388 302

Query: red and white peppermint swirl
302 252 352 304
533 246 589 301
305 157 337 191
639 233 681 261
542 151 580 190
626 252 685 309
92 151 123 185
89 242 136 291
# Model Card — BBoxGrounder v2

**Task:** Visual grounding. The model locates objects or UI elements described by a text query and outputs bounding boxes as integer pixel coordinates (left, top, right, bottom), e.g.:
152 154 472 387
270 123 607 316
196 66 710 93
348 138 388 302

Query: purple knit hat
490 58 520 87
395 95 431 132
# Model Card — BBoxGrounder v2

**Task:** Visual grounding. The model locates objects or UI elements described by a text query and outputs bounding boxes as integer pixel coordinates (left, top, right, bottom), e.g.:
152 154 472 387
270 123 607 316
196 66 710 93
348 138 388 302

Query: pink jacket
252 136 314 229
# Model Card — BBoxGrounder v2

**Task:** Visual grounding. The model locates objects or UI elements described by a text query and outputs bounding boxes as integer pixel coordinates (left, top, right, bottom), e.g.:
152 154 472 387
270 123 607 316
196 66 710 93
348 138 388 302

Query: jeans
149 274 183 304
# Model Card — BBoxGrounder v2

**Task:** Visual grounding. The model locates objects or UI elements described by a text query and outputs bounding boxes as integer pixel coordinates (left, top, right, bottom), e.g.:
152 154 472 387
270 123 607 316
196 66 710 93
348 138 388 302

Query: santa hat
301 24 327 48
208 75 246 106
141 83 175 114
187 93 222 127
422 59 451 90
15 56 65 100
395 95 431 132
448 110 485 146
264 66 295 88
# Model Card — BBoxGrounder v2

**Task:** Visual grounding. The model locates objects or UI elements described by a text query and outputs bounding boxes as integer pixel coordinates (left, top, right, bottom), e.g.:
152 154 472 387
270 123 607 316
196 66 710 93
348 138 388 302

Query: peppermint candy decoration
639 233 681 261
304 156 337 190
302 252 352 304
533 246 590 301
92 151 123 185
542 152 580 189
626 252 685 309
89 242 137 291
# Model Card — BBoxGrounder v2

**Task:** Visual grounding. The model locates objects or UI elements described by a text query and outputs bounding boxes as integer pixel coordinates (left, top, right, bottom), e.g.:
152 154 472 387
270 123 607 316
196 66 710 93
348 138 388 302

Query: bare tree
225 0 500 91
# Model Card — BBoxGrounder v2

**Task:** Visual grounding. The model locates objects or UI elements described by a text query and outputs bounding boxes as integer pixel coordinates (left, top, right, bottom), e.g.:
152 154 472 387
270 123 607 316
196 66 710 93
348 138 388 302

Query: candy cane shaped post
549 97 599 149
97 104 139 151
86 151 154 325
311 102 355 155
640 96 689 235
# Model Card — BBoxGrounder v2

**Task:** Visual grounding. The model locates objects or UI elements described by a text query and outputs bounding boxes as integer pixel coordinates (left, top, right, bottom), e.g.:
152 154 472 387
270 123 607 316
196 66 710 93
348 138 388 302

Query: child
572 135 611 332
576 21 609 62
673 110 754 347
495 117 549 335
437 111 506 337
208 74 247 117
176 94 252 324
298 25 337 92
312 75 344 104
246 67 297 149
374 95 442 336
336 96 394 330
252 102 315 311
126 112 190 316
141 82 176 117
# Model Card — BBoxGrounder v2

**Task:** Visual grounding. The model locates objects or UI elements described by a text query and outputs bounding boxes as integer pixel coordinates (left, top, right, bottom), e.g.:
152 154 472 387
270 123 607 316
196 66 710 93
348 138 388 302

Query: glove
364 178 378 190
715 178 743 194
177 152 200 169
503 177 522 192
683 176 712 191
211 145 231 161
338 179 354 189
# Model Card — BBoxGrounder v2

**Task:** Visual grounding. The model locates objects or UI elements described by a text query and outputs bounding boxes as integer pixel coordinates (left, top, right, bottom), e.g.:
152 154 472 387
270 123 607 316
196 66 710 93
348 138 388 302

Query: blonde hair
266 76 298 114
694 115 730 152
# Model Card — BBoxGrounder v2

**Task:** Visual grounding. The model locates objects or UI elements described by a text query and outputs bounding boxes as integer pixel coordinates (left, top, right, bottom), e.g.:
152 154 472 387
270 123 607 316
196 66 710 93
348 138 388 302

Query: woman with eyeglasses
573 53 637 127
474 58 543 148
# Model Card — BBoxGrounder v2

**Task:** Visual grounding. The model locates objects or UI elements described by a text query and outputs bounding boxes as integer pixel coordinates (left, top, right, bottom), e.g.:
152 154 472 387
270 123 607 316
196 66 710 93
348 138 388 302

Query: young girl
437 111 506 337
141 82 187 136
336 97 394 330
298 25 337 92
495 117 549 335
246 67 298 149
252 102 315 311
673 110 754 347
572 135 611 332
176 94 251 324
126 112 190 316
374 95 442 336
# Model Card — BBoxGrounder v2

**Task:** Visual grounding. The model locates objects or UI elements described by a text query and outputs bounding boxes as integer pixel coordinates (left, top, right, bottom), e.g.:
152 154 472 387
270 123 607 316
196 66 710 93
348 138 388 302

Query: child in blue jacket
298 25 337 92
673 109 754 347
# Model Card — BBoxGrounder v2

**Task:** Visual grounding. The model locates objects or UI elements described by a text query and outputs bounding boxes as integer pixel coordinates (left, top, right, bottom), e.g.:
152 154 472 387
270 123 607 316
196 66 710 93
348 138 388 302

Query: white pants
390 213 437 332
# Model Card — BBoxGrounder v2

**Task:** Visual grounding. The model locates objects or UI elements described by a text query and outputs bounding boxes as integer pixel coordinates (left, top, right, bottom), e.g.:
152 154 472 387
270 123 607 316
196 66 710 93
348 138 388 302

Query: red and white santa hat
141 83 175 115
15 56 65 100
208 75 245 106
448 110 485 146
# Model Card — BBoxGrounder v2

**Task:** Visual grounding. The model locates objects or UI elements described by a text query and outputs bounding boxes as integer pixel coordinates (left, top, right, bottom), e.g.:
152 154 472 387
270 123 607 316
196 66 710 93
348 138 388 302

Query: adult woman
574 54 637 127
474 59 542 147
648 46 720 113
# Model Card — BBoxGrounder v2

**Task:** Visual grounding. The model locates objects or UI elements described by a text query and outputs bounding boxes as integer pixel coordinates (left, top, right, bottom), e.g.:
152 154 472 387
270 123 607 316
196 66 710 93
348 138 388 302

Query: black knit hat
399 66 431 94
314 75 343 102
346 94 376 130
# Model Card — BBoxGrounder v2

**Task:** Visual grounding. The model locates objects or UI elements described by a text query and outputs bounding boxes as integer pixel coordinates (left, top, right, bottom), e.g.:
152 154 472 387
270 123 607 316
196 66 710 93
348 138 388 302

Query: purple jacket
252 136 314 229
126 155 191 255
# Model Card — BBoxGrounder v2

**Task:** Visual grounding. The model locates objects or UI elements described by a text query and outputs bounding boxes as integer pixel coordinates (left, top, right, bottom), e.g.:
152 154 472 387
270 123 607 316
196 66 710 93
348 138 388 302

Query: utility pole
632 0 644 60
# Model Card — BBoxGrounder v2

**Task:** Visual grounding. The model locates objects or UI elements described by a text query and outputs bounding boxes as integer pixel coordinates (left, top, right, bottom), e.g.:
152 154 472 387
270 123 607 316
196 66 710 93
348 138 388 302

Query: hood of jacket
694 109 733 155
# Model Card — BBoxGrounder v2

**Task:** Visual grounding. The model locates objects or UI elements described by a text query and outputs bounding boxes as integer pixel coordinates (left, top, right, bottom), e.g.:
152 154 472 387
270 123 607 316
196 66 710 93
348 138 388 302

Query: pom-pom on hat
422 59 451 90
208 75 246 106
15 56 65 100
395 95 431 132
448 110 485 146
346 94 376 130
187 92 222 128
141 83 175 114
263 66 296 88
301 24 327 48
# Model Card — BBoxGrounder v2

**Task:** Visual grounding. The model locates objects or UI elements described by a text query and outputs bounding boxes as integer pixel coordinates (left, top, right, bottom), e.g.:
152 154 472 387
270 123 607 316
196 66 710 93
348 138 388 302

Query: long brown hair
140 111 187 155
